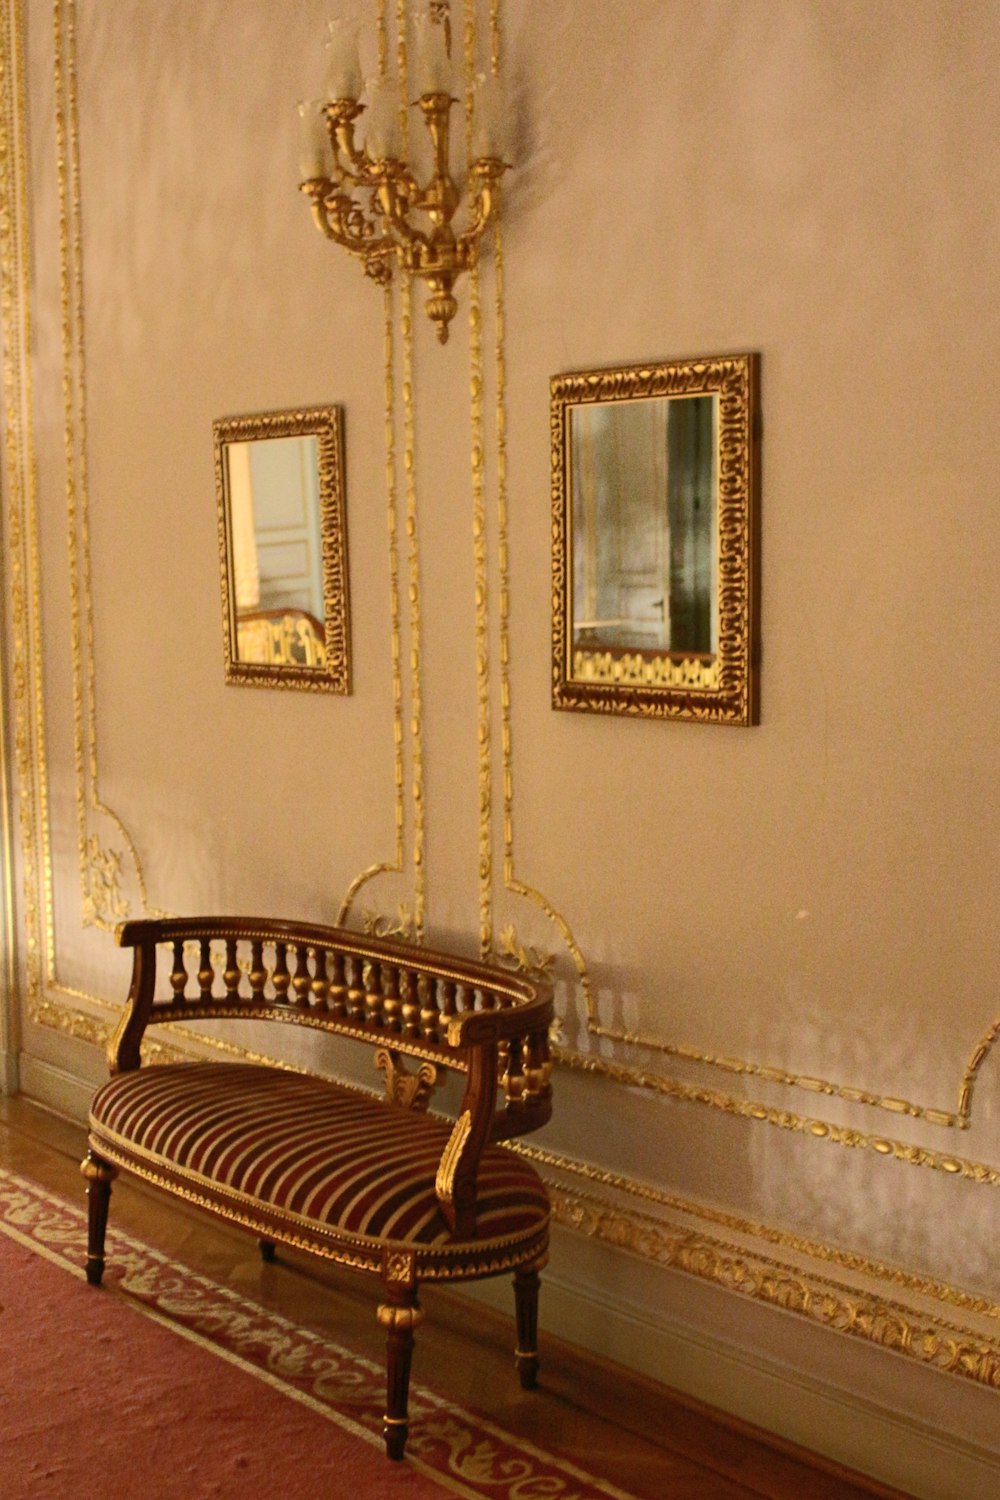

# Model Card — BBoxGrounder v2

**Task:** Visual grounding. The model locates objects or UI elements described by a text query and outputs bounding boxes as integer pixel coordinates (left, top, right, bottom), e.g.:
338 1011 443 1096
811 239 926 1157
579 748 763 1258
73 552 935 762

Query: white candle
412 10 451 96
325 18 362 100
365 81 402 160
472 71 504 159
297 100 329 180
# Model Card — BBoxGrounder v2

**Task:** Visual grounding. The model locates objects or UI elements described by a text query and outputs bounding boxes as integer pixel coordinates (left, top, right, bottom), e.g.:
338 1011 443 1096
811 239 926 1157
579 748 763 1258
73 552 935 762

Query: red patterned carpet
0 1166 635 1500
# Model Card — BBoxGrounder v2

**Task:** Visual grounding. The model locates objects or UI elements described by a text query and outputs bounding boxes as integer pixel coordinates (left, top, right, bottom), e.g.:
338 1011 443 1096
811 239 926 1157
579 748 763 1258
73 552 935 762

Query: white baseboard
18 1052 94 1122
462 1262 1000 1500
0 1047 18 1096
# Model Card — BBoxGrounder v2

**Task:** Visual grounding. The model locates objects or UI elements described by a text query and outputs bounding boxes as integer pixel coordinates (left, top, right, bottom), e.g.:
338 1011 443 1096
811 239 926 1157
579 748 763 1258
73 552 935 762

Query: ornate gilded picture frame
551 353 760 725
214 405 351 693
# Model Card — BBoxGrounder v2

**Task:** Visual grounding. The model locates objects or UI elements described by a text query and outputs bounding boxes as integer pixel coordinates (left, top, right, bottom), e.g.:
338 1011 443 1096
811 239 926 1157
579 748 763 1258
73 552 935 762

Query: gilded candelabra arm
324 100 373 185
374 172 431 260
457 158 507 261
300 180 394 258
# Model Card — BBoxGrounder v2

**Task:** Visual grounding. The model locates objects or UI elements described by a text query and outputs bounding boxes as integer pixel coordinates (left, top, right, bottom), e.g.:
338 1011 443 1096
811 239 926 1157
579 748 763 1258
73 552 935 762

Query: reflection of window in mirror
570 395 717 660
215 406 350 693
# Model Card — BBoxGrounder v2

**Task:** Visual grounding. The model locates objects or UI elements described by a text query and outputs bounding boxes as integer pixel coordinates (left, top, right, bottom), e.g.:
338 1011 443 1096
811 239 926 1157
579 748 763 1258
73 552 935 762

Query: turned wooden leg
377 1289 424 1461
513 1259 545 1390
258 1238 276 1263
80 1150 118 1287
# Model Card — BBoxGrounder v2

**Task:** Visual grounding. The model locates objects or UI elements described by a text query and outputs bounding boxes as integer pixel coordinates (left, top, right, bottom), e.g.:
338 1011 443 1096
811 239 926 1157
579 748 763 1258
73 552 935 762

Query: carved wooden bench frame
82 915 554 1460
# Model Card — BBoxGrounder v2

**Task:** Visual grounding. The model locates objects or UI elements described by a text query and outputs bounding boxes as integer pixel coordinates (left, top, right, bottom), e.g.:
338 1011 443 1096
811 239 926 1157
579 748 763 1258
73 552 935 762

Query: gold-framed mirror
551 353 760 725
214 405 351 693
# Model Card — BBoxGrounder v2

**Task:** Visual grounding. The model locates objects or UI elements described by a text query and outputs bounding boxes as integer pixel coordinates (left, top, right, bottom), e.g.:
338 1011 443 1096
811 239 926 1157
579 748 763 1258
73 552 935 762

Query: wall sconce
298 9 507 344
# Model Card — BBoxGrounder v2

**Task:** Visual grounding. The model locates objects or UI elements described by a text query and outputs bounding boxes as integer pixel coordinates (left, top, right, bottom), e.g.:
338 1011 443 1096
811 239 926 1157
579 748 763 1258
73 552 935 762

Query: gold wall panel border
553 1046 1000 1187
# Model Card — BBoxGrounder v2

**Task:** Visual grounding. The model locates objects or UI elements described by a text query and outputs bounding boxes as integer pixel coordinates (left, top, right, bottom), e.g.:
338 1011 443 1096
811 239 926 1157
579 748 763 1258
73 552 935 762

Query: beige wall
3 3 1000 1494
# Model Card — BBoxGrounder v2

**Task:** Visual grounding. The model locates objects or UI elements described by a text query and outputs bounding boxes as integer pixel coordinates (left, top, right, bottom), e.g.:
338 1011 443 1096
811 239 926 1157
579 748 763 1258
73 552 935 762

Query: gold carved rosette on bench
83 916 554 1461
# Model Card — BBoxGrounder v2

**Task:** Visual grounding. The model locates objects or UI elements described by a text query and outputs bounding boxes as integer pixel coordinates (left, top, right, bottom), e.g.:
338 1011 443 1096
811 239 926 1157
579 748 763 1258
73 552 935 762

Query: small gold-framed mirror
214 405 351 693
551 353 759 725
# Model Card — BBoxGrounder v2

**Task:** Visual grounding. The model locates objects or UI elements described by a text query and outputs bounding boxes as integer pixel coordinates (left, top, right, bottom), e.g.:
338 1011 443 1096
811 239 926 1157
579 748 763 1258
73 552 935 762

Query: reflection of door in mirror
570 394 717 658
226 434 326 667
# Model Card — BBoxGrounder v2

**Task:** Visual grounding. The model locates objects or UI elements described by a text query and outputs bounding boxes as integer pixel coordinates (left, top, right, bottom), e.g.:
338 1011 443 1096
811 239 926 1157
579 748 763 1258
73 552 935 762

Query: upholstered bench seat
89 1062 550 1276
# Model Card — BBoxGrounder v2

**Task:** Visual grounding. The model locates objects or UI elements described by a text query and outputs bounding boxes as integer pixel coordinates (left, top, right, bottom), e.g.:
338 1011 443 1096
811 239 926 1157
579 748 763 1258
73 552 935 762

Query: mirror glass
551 355 759 725
570 394 717 659
215 406 350 693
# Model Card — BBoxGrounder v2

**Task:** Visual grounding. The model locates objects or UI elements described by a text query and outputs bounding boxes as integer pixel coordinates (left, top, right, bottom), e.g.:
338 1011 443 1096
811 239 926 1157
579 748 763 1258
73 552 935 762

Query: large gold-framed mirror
551 353 759 725
214 405 351 693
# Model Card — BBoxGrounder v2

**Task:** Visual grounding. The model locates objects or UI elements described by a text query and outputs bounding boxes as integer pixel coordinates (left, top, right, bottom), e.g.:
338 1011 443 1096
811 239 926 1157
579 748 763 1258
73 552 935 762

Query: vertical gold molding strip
464 0 492 958
480 1 595 1016
1 0 50 1020
336 282 407 924
56 0 154 929
335 1 424 938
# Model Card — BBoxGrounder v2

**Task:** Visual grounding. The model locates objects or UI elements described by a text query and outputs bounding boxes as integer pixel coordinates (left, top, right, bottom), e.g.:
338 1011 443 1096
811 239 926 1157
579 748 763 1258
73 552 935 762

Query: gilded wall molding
553 1046 1000 1187
547 1183 1000 1391
0 0 51 1021
53 0 161 933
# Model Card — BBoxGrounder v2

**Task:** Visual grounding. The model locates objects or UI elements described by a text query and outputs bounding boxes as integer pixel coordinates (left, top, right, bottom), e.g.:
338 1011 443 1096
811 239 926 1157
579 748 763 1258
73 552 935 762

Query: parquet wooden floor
0 1095 914 1500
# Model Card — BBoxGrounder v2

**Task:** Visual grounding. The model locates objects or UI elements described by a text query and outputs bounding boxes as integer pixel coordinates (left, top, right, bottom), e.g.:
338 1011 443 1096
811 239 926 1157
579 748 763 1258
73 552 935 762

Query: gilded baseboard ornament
548 1183 1000 1391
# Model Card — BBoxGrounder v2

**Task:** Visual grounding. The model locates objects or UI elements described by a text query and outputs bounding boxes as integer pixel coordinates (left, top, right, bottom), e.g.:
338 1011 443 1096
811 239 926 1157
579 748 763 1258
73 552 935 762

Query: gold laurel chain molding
0 0 51 1019
548 1184 1000 1391
55 0 157 931
464 0 493 959
400 271 426 937
336 280 407 925
587 1024 967 1132
517 1140 1000 1319
958 1011 1000 1126
553 1045 1000 1187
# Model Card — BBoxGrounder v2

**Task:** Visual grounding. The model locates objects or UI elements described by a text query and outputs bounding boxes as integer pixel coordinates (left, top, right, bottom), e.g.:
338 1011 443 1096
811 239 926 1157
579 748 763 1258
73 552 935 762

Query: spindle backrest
112 916 554 1142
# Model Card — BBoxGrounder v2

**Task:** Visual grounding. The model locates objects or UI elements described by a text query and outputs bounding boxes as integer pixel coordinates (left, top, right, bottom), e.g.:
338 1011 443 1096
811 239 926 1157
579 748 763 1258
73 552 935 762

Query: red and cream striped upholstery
89 1063 550 1278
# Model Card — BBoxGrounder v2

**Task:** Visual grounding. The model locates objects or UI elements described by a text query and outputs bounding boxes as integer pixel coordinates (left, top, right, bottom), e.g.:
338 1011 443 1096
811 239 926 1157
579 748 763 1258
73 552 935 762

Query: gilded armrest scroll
435 1044 499 1238
108 921 160 1074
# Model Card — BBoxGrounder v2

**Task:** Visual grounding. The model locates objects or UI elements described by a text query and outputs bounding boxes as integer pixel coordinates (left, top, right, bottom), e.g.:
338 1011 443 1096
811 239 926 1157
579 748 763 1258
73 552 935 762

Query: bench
82 915 554 1460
